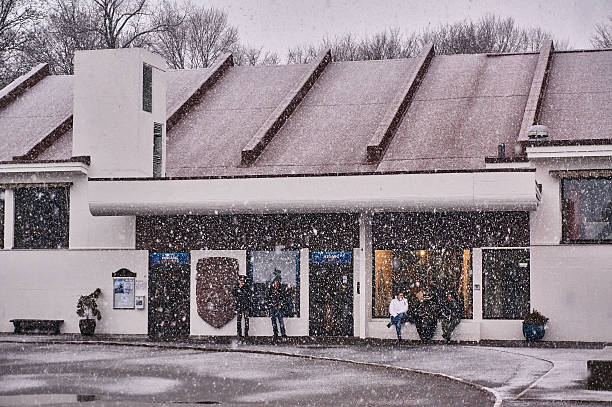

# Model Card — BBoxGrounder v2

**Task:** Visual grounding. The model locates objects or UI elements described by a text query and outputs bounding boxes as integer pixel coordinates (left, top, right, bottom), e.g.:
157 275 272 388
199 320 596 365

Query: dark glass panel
14 187 69 249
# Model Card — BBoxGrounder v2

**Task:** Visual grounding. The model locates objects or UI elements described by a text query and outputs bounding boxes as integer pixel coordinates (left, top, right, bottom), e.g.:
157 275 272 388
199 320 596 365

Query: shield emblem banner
196 257 239 328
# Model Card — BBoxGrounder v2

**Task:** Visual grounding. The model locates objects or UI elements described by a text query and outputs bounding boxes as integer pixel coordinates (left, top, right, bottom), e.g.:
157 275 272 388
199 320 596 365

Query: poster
113 277 135 309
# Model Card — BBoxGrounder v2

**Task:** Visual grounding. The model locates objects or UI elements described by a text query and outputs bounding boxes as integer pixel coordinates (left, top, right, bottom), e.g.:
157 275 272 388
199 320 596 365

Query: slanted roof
379 53 538 172
166 64 311 177
0 75 72 161
538 50 612 142
1 48 610 176
253 59 416 174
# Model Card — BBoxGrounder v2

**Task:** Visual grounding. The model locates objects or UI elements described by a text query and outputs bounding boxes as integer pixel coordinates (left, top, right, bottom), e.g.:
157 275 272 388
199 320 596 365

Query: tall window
562 178 612 242
0 189 4 248
249 250 300 317
373 248 472 319
482 249 530 319
143 64 152 113
153 123 163 178
14 186 69 249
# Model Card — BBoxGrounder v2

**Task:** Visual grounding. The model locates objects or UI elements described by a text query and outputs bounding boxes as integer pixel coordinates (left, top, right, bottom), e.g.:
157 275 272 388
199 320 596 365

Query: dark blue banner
151 252 190 265
311 251 352 264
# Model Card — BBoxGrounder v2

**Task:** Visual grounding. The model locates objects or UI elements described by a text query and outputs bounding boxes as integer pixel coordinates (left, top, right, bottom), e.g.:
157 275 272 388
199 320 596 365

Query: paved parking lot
0 342 492 406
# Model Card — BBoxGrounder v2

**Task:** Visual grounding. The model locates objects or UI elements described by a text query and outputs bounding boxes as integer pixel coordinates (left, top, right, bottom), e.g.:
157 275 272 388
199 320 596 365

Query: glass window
482 249 530 319
373 249 472 319
143 64 152 113
249 250 300 317
0 189 4 248
562 178 612 242
153 123 163 178
14 186 69 249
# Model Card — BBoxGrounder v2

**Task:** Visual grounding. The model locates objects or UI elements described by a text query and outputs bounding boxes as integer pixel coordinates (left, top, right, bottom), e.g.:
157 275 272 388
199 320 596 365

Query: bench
587 360 612 391
10 319 64 335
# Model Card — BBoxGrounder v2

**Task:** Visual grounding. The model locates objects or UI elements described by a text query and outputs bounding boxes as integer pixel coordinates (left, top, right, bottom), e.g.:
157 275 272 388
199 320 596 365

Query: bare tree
0 0 44 87
591 17 612 49
22 0 101 74
288 14 568 64
288 30 419 64
152 2 238 68
232 45 279 66
92 0 167 48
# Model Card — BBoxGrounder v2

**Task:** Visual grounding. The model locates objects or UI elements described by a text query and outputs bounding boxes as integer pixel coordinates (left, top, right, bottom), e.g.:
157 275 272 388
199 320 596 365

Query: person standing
441 291 464 342
232 275 252 338
387 292 409 341
267 277 287 340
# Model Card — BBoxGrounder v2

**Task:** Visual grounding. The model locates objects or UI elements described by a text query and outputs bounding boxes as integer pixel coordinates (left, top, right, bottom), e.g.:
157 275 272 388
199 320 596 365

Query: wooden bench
587 360 612 390
10 319 64 335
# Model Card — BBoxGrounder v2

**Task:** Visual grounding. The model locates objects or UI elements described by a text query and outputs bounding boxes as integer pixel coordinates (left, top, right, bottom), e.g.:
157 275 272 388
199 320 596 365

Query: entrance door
148 252 190 339
309 252 353 336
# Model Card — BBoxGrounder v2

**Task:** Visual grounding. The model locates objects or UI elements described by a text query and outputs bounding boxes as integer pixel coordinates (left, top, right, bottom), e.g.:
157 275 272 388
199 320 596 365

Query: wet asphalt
0 342 493 406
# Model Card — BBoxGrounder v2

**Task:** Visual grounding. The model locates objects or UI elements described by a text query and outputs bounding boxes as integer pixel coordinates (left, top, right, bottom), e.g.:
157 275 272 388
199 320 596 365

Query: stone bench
587 360 612 390
10 319 64 335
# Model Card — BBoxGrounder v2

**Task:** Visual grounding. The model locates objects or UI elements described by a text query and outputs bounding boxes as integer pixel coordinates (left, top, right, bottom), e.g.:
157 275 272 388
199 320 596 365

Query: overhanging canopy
88 170 540 216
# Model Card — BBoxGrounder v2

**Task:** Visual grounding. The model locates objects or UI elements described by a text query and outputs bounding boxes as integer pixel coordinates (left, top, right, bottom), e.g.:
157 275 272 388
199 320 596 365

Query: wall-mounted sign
112 268 136 309
135 295 145 310
151 252 190 265
311 251 352 264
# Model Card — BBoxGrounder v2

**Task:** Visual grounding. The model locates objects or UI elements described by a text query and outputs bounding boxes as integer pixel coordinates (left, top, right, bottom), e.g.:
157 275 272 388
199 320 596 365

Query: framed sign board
113 269 136 309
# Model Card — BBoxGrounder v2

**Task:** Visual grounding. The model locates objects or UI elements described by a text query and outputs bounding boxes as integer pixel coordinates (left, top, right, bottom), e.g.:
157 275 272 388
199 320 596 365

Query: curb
1 338 503 407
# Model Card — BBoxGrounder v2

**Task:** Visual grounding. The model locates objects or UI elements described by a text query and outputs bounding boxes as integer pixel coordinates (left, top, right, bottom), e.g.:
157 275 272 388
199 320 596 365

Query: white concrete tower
72 48 167 178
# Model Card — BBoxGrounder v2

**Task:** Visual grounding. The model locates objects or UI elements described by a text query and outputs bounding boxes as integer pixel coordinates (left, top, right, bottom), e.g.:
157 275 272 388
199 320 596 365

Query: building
0 42 611 342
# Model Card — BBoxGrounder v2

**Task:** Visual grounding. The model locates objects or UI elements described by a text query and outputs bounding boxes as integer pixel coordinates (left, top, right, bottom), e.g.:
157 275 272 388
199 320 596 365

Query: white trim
526 144 612 159
0 162 89 175
89 171 539 215
485 161 532 170
2 189 14 249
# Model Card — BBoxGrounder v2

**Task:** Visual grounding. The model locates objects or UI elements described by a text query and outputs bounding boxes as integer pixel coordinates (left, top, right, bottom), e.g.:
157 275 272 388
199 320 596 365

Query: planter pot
522 322 546 341
79 319 96 336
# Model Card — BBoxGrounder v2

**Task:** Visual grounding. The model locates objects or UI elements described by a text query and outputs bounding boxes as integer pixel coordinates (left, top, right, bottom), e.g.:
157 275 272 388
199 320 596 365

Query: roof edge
12 115 73 161
240 48 332 166
0 63 50 111
166 53 234 130
518 40 554 141
0 155 90 166
366 43 435 163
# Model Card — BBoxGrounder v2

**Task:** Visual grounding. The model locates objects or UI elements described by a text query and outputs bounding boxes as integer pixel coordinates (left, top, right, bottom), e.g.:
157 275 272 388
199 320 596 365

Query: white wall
72 48 167 178
0 171 135 250
190 249 310 337
531 156 612 245
69 175 135 249
0 250 148 334
531 245 612 342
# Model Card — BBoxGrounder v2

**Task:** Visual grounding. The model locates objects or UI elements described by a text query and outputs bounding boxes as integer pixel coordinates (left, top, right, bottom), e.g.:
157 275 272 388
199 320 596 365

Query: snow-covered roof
1 48 611 176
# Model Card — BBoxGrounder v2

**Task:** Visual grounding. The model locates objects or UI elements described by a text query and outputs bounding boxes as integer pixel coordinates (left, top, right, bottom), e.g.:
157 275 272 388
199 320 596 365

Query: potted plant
77 288 102 336
522 309 549 342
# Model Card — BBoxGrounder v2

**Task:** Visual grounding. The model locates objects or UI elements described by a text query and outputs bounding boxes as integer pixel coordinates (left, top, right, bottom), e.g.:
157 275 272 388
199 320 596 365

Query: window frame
143 63 153 113
561 177 612 244
13 185 70 249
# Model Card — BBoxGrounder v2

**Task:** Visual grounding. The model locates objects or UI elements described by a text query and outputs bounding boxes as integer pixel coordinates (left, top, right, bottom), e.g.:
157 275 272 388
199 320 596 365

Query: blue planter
523 322 546 341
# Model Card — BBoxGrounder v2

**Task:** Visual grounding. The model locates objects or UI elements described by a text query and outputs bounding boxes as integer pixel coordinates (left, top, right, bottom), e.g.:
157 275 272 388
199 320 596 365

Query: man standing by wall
232 275 252 338
267 275 288 340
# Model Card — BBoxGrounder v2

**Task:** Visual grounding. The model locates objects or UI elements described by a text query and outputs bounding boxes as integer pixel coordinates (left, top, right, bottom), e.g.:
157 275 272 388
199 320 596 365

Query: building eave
88 170 540 216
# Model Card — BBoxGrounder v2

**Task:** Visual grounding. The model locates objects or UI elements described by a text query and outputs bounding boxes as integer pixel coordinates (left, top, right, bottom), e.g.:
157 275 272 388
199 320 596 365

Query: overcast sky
197 0 611 56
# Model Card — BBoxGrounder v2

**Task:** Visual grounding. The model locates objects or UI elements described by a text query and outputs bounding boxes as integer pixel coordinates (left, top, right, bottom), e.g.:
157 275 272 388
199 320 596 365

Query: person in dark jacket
232 275 252 338
441 291 464 342
267 277 288 339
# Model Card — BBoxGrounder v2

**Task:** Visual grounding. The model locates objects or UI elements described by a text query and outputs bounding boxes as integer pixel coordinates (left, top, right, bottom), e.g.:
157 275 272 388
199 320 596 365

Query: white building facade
1 45 611 342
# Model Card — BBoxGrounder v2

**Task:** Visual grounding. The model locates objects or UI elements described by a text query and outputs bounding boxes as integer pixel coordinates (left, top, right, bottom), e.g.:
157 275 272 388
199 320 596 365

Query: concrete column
358 212 373 339
3 189 14 249
472 248 483 322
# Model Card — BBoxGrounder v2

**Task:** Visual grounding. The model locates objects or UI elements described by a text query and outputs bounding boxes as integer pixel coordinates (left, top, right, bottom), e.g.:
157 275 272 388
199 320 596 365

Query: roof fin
241 48 332 166
366 44 435 163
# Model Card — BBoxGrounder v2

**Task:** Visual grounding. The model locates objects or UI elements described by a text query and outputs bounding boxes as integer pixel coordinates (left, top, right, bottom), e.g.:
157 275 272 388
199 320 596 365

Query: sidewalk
1 334 611 405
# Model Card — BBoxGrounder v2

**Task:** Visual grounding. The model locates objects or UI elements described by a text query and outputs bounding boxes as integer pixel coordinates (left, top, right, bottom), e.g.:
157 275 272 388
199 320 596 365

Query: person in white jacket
387 292 409 341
